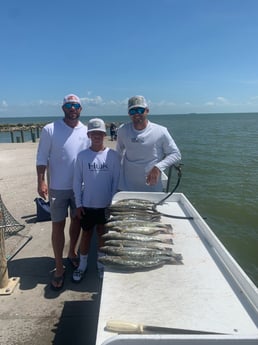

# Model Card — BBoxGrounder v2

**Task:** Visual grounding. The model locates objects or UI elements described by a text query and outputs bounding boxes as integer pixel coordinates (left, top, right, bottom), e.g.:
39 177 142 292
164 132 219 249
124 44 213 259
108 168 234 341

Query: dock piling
0 195 21 295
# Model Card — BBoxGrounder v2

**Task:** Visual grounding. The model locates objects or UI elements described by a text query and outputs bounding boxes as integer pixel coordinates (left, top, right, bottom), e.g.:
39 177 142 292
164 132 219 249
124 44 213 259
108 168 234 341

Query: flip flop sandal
50 271 65 291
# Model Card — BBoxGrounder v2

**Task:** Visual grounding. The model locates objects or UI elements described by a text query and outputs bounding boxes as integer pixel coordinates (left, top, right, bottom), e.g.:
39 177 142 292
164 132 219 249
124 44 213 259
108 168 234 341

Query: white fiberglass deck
95 192 258 345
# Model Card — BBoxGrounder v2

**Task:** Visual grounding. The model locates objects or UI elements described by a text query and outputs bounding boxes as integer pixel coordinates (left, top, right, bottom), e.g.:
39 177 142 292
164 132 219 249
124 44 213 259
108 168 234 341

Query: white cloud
1 100 8 107
81 95 103 105
216 96 230 104
155 100 176 106
0 100 8 112
204 97 231 107
205 102 215 106
247 96 258 104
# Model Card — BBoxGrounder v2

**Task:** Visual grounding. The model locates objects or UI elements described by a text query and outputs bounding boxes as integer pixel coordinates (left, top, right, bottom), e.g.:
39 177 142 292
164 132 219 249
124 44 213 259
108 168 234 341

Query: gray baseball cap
87 118 106 133
128 95 148 110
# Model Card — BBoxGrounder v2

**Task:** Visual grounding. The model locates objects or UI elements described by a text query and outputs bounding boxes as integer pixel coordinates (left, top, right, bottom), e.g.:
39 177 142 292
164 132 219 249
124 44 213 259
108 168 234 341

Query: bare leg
72 229 93 281
51 220 65 287
68 216 81 259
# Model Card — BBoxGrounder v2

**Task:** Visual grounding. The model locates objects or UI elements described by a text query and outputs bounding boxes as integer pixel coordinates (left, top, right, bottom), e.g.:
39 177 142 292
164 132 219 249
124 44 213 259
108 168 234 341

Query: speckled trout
98 255 179 269
110 214 161 222
105 220 172 230
113 198 155 208
108 226 173 236
102 232 173 244
99 246 183 262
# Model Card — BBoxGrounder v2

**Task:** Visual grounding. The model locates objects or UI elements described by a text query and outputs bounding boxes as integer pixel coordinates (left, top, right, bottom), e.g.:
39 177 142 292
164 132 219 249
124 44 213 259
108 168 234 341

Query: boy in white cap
72 118 120 281
36 94 91 290
116 95 181 192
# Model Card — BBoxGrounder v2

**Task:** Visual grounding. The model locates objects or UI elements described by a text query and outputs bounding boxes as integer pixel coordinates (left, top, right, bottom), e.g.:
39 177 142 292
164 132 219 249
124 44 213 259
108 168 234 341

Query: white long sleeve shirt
73 147 121 208
36 119 90 190
116 121 181 192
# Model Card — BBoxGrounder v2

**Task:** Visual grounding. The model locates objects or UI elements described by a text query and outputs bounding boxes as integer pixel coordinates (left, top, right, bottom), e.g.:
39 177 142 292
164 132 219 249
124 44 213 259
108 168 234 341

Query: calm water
1 113 258 286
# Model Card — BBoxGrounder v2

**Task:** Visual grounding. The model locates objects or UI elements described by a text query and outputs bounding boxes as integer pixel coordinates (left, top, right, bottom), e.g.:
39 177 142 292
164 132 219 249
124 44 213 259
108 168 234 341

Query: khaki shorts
49 189 76 222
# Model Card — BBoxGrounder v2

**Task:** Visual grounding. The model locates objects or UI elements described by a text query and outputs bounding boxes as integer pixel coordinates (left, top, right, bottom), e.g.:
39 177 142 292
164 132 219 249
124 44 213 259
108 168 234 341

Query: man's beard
64 113 80 121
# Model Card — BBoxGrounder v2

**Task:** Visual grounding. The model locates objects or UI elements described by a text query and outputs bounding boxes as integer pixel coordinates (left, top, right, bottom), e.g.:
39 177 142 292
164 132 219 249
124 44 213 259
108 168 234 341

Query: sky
1 0 258 117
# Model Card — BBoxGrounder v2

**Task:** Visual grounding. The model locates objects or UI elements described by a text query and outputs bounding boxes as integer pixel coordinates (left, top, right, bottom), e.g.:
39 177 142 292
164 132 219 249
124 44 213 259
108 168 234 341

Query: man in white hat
116 95 181 192
36 93 90 290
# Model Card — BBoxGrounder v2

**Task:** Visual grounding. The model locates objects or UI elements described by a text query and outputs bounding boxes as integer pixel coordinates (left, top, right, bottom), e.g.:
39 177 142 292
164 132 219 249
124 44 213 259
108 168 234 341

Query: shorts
80 207 108 231
49 189 77 222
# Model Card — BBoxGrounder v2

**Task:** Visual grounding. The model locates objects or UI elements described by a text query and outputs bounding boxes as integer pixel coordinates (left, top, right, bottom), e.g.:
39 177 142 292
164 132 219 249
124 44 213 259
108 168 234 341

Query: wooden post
0 218 9 288
20 130 24 143
10 131 14 143
0 207 20 295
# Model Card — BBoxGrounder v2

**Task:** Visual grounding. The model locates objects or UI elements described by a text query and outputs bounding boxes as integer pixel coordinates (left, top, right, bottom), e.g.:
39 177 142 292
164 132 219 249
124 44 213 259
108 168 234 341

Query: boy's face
88 131 106 143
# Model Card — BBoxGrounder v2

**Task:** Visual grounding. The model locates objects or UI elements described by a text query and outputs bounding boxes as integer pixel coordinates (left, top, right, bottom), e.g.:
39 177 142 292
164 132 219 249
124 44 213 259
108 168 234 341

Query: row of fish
98 198 183 270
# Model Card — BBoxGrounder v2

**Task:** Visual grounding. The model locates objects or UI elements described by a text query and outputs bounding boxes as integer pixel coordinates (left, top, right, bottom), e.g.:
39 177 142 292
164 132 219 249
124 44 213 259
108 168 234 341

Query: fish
104 239 171 249
102 200 183 270
111 199 155 209
110 214 161 222
99 246 183 261
108 199 158 213
114 198 155 207
102 232 173 244
108 226 173 236
98 255 179 269
109 208 159 215
105 220 172 230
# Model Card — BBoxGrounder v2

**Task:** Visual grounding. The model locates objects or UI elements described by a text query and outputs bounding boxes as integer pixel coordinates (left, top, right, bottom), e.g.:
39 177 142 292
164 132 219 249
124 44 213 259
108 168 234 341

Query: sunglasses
128 107 146 116
64 103 81 109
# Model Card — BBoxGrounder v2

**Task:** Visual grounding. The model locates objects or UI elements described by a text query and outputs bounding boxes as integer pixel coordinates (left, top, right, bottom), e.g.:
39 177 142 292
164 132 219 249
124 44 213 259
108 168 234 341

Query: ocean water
1 113 258 286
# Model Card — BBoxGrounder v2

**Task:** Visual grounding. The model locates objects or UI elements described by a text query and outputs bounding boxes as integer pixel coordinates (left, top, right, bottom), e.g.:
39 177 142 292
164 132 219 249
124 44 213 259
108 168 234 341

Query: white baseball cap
63 94 81 105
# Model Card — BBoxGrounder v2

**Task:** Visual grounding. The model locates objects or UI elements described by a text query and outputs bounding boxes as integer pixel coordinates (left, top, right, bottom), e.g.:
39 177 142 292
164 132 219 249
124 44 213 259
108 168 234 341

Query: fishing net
0 195 25 239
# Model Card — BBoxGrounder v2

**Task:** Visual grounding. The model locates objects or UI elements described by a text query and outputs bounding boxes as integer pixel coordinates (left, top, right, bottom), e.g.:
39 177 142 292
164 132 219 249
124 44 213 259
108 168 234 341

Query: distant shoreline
0 136 117 149
0 120 120 145
0 121 122 132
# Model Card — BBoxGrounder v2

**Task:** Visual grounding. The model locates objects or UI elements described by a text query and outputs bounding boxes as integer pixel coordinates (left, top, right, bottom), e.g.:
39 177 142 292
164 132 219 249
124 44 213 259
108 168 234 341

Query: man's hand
146 166 161 186
38 181 48 200
76 207 84 219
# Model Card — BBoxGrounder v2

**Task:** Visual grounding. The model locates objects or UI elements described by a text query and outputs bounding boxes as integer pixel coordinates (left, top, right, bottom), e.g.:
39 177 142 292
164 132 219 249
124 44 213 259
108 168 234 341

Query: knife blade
105 320 224 335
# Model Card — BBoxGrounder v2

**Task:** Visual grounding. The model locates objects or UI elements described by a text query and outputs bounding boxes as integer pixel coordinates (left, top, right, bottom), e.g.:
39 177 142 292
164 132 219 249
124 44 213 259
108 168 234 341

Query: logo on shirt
131 137 145 143
88 162 108 171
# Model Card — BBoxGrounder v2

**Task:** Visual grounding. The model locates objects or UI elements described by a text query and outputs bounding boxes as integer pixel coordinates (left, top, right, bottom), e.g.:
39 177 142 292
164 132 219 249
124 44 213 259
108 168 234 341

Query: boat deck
95 192 258 345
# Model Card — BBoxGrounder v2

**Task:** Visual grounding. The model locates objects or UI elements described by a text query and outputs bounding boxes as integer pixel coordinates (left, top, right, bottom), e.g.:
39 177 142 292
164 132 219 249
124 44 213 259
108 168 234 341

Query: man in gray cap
116 95 181 192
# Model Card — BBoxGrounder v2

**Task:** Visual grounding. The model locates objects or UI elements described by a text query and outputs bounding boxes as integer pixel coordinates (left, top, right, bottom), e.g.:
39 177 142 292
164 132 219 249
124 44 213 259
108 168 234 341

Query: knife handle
106 320 144 334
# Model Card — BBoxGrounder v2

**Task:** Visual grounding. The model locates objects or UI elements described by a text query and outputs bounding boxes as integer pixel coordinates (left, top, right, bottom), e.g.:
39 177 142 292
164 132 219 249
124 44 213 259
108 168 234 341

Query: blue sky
1 0 258 117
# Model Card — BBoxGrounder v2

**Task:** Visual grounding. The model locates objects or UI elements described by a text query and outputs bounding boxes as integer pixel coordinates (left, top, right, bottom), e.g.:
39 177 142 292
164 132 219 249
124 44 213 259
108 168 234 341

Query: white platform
95 192 258 345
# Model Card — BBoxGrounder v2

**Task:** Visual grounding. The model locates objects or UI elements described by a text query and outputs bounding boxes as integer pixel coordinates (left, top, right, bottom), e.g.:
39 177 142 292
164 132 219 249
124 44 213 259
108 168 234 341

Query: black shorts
80 207 108 231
